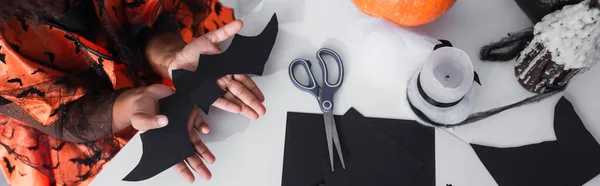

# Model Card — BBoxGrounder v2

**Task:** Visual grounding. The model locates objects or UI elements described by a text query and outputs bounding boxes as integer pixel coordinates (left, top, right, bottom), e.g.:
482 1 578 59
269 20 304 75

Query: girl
0 0 266 185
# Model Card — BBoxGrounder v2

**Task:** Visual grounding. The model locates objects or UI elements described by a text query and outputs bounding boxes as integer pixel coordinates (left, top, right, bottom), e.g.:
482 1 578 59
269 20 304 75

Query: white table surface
91 0 600 185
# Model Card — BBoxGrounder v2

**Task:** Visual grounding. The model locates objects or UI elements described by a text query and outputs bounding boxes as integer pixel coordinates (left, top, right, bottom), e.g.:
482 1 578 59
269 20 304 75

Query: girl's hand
112 84 216 183
146 20 266 120
173 105 215 183
112 84 175 133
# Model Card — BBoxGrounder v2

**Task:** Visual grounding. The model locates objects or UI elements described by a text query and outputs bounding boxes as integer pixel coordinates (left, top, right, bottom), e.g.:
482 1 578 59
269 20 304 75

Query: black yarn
480 27 534 61
466 1 585 127
409 86 565 128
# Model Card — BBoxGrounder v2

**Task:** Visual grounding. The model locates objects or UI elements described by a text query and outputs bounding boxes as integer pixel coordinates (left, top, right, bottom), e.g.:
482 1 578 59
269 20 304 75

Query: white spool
407 47 478 125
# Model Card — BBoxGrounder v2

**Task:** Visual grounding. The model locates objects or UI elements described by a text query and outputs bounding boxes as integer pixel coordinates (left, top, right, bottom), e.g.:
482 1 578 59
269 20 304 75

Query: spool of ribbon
407 40 564 128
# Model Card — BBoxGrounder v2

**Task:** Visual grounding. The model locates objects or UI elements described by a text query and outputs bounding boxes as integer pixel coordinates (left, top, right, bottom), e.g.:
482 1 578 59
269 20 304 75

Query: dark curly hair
0 0 69 23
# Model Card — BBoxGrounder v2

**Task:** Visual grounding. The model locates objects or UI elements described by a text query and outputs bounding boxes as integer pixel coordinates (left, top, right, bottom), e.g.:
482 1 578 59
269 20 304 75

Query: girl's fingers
186 155 212 180
195 120 211 134
215 75 264 119
173 161 195 183
187 107 198 130
175 38 221 73
131 114 168 132
190 106 207 133
189 129 216 164
203 20 243 44
212 97 242 114
223 92 259 120
130 93 168 132
146 84 176 99
233 74 265 102
216 74 234 90
219 77 266 116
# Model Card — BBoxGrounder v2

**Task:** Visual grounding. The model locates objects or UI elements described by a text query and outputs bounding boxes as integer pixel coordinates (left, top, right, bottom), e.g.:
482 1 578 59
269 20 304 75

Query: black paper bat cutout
471 97 600 186
123 14 278 181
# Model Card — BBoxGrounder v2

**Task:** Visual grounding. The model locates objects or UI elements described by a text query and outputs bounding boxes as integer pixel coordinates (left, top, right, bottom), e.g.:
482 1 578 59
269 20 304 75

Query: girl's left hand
147 20 266 120
173 105 215 183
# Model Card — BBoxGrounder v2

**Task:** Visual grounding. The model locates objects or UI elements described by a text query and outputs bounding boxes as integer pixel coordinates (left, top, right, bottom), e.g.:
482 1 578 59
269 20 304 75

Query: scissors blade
330 116 346 170
323 112 334 172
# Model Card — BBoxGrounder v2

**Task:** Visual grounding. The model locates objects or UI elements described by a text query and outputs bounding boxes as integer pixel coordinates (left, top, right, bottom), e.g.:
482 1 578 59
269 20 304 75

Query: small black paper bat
123 14 279 181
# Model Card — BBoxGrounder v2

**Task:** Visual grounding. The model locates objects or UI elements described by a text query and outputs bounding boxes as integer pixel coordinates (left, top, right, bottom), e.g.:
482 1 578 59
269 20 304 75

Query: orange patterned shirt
0 0 234 185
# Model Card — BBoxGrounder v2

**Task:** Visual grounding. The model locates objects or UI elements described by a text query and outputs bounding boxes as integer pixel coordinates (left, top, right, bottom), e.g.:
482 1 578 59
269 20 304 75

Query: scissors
288 48 345 171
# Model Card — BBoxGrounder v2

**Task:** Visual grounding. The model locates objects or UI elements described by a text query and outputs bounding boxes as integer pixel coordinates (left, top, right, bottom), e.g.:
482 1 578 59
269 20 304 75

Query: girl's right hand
112 84 216 182
112 84 175 133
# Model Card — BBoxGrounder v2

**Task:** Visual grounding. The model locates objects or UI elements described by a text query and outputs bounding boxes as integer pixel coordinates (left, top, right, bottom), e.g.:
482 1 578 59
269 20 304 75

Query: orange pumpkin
352 0 456 26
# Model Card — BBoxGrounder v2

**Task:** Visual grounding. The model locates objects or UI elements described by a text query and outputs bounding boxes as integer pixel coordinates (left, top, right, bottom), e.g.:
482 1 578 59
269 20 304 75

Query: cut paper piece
282 108 435 186
321 108 423 186
123 14 279 181
371 115 436 186
471 97 600 186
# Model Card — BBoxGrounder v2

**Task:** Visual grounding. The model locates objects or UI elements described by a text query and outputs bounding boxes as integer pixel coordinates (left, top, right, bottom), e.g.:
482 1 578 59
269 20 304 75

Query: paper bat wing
470 97 600 186
197 14 278 77
122 94 195 181
123 14 279 181
193 14 279 113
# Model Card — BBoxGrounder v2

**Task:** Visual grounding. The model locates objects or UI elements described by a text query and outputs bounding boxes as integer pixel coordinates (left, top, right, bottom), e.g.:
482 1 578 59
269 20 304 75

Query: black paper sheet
282 108 435 186
471 97 600 186
123 14 279 181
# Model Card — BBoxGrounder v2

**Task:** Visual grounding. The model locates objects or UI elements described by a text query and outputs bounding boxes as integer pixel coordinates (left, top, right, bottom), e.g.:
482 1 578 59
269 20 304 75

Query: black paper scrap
123 14 279 181
371 116 436 186
471 97 600 186
282 108 435 186
321 108 423 186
